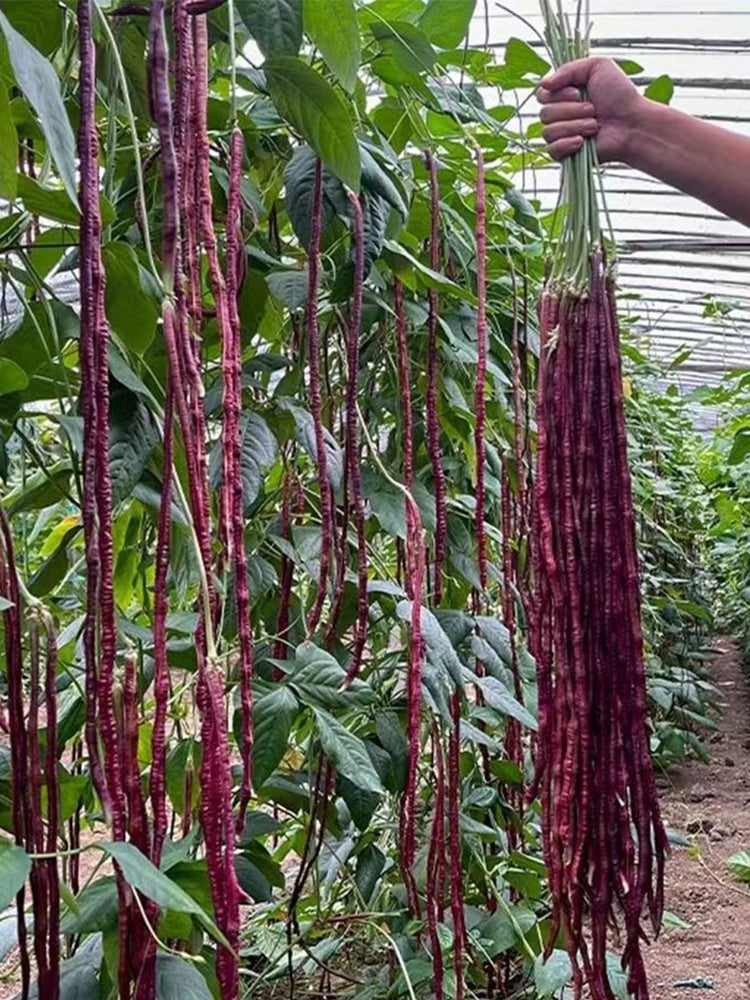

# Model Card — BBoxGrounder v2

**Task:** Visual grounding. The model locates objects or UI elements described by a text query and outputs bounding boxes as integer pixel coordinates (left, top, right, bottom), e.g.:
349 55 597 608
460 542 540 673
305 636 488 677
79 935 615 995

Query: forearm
625 101 750 227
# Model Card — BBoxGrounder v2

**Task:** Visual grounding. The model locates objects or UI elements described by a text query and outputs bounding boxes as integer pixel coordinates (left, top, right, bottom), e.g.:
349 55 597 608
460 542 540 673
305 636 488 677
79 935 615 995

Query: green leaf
2 1 63 56
0 11 76 205
102 243 160 354
252 687 298 787
313 709 384 793
727 850 750 883
4 462 72 516
235 855 272 903
28 526 78 597
606 952 632 1000
0 359 28 394
264 57 360 191
238 811 281 842
16 175 76 225
370 20 435 75
339 773 380 830
397 600 463 691
155 954 213 1000
728 430 750 466
236 0 302 57
419 0 476 48
288 642 375 710
266 270 310 310
284 144 348 250
645 74 674 104
303 0 360 93
61 877 118 934
360 145 407 218
277 400 344 489
534 950 572 997
469 671 538 731
99 841 228 948
210 411 277 511
662 910 691 931
504 37 550 78
616 58 644 76
29 226 77 280
166 741 198 817
0 844 30 912
109 388 158 507
22 936 102 1000
0 80 17 199
383 239 476 303
355 844 385 902
479 904 537 956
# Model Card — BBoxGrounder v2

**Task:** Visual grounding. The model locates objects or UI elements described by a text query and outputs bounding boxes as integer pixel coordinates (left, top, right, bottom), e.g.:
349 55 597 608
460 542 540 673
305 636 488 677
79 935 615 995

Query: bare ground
646 637 750 999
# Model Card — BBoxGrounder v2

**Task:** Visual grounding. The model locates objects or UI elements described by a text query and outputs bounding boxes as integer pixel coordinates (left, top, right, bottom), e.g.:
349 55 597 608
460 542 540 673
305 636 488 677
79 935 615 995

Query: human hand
537 56 645 163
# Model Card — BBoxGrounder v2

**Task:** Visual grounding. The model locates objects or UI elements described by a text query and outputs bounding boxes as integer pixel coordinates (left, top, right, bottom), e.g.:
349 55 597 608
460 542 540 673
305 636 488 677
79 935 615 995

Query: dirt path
646 637 750 999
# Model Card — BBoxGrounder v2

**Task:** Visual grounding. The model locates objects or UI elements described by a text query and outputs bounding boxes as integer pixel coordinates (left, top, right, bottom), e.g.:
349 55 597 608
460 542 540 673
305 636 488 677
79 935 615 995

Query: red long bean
343 192 369 683
424 151 447 605
473 149 488 590
225 128 255 833
304 160 332 636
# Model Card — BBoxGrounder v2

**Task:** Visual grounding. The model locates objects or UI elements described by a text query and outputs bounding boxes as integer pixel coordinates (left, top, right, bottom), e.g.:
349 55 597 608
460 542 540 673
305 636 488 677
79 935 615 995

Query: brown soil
646 637 750 999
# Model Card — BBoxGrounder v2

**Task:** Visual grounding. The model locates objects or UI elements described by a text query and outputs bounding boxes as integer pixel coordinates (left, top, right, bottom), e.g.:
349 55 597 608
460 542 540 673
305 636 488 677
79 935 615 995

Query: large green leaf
17 936 102 1000
265 270 310 310
284 144 348 250
303 0 360 93
102 243 160 355
534 951 572 997
28 526 79 597
504 37 551 78
2 1 64 56
419 0 476 48
252 686 299 787
209 411 277 511
397 600 464 690
479 904 537 956
99 842 228 947
4 462 72 516
0 299 77 379
109 388 158 507
0 80 17 199
288 643 375 710
313 709 383 793
727 850 750 882
384 239 477 304
645 74 674 105
235 855 272 903
61 877 118 935
469 671 538 731
277 399 344 490
0 359 28 394
155 955 213 1000
236 0 302 57
265 57 360 191
360 145 408 218
355 844 385 902
0 844 30 912
0 11 76 205
339 773 380 830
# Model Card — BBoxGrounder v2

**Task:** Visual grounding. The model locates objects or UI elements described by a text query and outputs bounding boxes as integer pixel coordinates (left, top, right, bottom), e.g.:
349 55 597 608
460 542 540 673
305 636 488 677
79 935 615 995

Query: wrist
621 97 671 169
